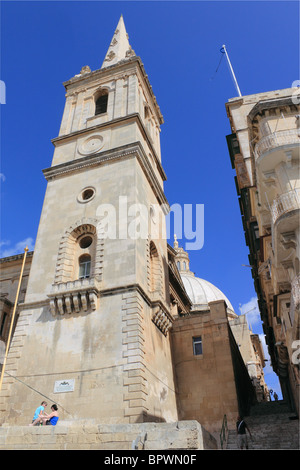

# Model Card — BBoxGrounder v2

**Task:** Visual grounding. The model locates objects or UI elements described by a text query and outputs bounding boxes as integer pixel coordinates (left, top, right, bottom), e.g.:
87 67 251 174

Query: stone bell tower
1 16 178 425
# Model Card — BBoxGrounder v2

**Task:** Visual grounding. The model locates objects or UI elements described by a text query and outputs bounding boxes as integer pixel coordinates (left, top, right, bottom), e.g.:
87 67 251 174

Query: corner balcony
255 128 300 161
271 189 300 225
48 277 100 316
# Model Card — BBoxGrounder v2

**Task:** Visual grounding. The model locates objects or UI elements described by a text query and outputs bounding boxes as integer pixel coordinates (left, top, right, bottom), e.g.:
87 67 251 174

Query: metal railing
271 189 300 225
255 128 300 160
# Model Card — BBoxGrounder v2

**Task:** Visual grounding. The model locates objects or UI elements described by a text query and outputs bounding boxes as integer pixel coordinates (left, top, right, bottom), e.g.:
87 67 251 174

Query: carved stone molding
281 259 295 280
280 231 297 250
151 305 173 336
104 51 116 63
54 218 104 284
77 134 104 156
48 278 100 316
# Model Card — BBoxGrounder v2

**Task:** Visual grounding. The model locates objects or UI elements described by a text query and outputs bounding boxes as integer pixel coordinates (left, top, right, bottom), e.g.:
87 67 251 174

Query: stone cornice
19 282 172 321
43 141 169 210
0 251 34 264
51 113 166 182
248 96 298 122
63 56 164 125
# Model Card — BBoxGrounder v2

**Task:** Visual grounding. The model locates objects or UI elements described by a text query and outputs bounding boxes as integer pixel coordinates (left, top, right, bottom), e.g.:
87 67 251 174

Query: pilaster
121 290 148 423
0 308 32 420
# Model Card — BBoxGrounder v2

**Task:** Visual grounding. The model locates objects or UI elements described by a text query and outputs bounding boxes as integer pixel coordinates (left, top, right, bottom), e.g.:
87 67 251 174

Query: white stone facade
226 87 300 414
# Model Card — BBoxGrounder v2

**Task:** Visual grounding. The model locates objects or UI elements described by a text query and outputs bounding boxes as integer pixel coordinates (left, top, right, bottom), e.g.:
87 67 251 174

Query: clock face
78 134 104 155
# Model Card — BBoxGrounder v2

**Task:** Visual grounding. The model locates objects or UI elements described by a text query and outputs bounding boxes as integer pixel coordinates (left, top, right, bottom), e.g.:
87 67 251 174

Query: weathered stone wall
171 300 240 434
0 420 217 450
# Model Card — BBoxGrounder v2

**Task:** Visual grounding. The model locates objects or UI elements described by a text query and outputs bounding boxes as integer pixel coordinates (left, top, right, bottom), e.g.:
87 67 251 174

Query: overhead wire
4 371 73 416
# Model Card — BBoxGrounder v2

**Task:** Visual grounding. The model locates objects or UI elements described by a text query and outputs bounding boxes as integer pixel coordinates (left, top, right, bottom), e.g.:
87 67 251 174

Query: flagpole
221 44 242 97
0 246 29 391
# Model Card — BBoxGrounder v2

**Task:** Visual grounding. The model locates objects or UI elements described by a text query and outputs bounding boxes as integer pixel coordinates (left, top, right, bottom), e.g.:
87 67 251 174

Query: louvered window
95 94 108 115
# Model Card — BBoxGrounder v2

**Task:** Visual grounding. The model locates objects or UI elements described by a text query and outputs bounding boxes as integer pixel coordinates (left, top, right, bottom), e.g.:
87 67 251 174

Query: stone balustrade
48 278 100 316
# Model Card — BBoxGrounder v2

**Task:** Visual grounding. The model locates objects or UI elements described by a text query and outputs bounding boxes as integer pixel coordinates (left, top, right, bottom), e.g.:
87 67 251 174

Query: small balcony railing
271 189 300 225
48 277 100 316
255 128 300 160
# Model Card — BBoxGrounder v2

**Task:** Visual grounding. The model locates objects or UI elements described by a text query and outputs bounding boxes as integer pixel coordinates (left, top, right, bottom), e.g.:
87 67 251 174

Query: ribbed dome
180 272 236 317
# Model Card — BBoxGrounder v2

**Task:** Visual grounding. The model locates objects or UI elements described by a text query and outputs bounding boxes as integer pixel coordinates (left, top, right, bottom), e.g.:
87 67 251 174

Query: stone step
249 400 291 416
226 403 299 450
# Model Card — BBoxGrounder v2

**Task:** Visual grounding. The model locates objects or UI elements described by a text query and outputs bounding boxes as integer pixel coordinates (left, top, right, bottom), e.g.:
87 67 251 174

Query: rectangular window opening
193 336 203 356
79 260 91 279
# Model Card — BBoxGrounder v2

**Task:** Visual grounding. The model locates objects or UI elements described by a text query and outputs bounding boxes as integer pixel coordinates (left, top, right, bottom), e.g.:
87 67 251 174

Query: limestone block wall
26 156 141 303
0 283 178 426
0 420 217 450
121 290 178 423
0 254 33 305
0 292 126 425
171 300 240 434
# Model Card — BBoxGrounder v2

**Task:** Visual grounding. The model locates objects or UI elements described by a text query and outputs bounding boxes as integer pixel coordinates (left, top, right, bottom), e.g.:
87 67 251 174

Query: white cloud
239 297 273 373
0 237 35 258
239 296 283 397
259 333 273 375
259 332 282 397
0 173 6 182
239 296 261 329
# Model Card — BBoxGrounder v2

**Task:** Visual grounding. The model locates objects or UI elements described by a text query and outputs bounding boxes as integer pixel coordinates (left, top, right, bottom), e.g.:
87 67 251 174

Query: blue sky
1 1 299 396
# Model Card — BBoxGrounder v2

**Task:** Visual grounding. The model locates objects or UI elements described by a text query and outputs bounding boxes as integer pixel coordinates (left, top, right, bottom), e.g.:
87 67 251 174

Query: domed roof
180 272 236 317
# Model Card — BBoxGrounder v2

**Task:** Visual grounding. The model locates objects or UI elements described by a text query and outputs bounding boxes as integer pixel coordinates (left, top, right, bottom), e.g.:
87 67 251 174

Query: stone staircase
226 401 299 450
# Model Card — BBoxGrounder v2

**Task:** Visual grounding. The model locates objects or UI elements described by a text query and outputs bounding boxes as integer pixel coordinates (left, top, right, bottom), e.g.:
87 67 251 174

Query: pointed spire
101 15 136 69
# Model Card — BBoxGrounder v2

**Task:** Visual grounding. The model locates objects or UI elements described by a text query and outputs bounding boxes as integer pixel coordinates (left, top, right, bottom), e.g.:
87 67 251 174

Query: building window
79 236 93 249
0 312 7 337
82 188 94 201
193 336 203 356
77 187 96 204
95 93 108 115
79 254 91 279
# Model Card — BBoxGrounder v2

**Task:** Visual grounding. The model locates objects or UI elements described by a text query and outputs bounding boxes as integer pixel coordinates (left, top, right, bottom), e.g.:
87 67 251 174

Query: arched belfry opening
94 89 108 115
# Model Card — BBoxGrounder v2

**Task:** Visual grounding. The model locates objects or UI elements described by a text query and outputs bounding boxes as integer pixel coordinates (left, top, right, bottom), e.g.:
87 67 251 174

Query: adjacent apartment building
226 87 300 415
